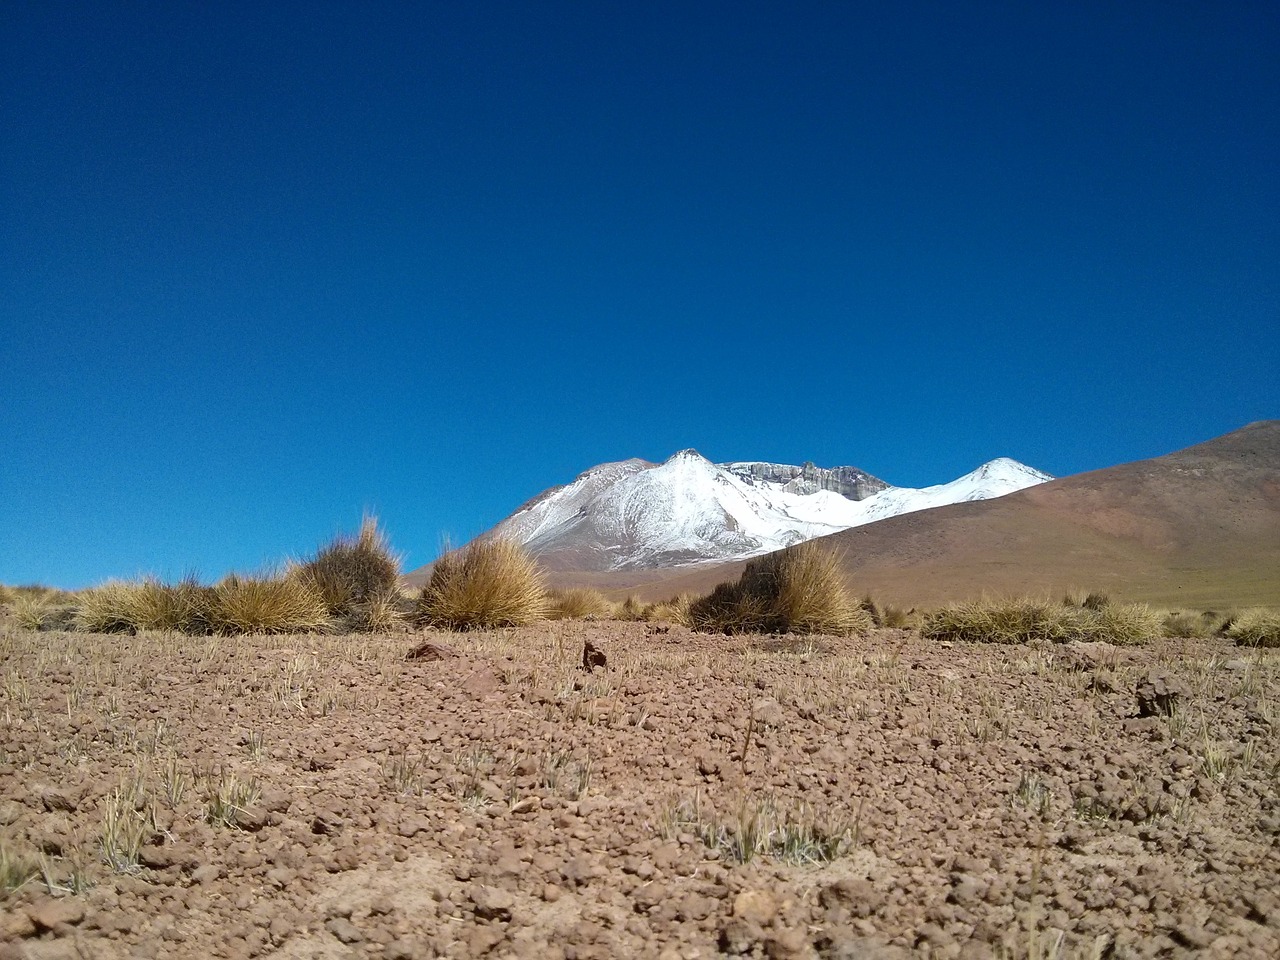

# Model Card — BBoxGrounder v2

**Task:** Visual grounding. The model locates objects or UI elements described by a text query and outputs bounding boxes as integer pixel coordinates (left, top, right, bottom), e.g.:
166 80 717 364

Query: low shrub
689 543 870 636
923 596 1160 645
208 573 332 635
1227 608 1280 648
417 539 547 630
300 516 402 616
547 587 613 621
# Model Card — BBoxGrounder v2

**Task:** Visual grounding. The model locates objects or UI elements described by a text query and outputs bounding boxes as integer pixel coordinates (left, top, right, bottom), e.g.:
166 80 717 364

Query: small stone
28 898 86 932
764 928 810 959
325 917 364 944
236 806 268 832
733 890 779 927
38 788 77 813
1135 669 1188 717
471 884 514 922
720 917 765 954
191 864 220 885
397 816 432 838
260 789 292 813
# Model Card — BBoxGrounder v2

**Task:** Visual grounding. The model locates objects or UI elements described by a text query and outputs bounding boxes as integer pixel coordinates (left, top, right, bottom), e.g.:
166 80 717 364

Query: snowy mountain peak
483 449 1054 572
966 457 1054 484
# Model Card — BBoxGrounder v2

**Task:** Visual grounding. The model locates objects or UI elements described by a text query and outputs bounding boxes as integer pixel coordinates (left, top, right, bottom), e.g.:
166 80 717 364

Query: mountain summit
465 450 1052 572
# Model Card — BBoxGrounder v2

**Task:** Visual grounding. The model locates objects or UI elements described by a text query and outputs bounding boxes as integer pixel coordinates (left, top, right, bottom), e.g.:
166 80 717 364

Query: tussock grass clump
614 595 650 621
130 577 215 632
12 594 52 630
546 587 613 621
417 539 547 630
1227 608 1280 648
348 590 408 633
1088 602 1162 645
923 596 1160 645
300 516 402 618
208 573 333 635
648 593 695 626
73 577 214 634
75 581 148 633
1161 610 1224 639
689 543 870 636
881 605 914 629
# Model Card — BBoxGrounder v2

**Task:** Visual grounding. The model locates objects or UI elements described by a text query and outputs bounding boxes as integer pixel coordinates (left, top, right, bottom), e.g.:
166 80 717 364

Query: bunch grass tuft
922 595 1160 645
417 539 547 630
689 543 870 636
1227 608 1280 648
208 572 333 635
546 587 613 621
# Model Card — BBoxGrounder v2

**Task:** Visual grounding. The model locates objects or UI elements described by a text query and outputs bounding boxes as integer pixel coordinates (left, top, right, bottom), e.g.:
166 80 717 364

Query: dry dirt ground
1 622 1277 959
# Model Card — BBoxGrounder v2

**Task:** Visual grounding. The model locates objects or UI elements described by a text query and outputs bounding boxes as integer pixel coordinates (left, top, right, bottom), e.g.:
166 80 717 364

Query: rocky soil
1 622 1277 958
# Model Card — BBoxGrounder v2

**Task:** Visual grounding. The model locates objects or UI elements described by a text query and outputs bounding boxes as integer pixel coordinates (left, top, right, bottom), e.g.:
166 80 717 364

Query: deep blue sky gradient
2 1 1277 586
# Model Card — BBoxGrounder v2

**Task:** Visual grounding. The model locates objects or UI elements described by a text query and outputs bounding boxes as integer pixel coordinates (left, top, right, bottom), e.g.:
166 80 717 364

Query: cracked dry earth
1 622 1278 959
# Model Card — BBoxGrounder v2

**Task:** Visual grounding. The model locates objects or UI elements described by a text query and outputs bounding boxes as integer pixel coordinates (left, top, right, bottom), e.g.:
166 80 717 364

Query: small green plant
417 539 547 630
382 748 427 797
1014 771 1053 819
1 840 40 895
204 770 260 828
159 756 189 809
99 789 150 873
676 793 857 865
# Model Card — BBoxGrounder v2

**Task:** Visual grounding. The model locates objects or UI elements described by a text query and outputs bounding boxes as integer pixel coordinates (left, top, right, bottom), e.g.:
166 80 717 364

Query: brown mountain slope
601 421 1280 609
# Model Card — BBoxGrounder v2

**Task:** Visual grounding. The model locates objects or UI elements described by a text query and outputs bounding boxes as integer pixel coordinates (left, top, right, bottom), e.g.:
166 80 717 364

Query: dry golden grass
74 581 149 633
417 539 547 630
546 587 613 621
299 516 401 616
922 595 1161 645
689 543 870 636
647 593 695 626
1228 608 1280 648
349 590 408 633
11 594 52 630
208 573 333 635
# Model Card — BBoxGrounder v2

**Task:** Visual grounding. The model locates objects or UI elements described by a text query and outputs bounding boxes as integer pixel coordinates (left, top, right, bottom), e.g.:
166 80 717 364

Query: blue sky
2 1 1277 587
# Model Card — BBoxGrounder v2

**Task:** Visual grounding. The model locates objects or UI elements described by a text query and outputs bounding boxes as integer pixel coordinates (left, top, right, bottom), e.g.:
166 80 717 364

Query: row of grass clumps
11 517 409 636
921 593 1163 645
688 542 872 636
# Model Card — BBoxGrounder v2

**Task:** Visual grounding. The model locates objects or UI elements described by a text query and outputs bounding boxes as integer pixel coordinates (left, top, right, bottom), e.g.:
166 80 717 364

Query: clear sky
2 1 1277 587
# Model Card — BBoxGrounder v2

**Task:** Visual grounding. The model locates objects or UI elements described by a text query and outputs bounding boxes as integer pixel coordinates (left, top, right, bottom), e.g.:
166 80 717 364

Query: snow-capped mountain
483 450 1053 572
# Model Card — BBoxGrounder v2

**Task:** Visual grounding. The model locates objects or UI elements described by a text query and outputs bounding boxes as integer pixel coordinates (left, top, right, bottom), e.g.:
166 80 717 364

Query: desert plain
1 619 1277 959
